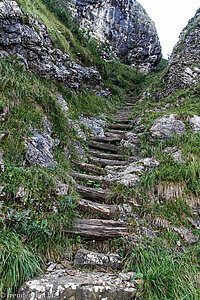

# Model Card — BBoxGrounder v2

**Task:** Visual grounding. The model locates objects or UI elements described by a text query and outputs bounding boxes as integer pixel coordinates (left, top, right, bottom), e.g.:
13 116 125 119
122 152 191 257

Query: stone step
76 198 120 219
108 123 133 130
91 136 122 143
74 249 122 270
89 140 119 153
90 156 128 167
88 149 125 161
76 185 110 201
67 218 129 239
71 160 104 175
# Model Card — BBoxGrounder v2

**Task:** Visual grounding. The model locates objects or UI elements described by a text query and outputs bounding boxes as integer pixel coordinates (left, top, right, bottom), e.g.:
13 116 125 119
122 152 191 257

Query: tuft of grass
127 240 200 300
0 230 42 297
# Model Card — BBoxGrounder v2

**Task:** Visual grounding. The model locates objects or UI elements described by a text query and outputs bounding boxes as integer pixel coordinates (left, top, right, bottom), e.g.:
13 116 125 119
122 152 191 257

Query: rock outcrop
165 9 200 93
149 115 186 139
0 1 101 89
18 270 137 300
69 0 162 73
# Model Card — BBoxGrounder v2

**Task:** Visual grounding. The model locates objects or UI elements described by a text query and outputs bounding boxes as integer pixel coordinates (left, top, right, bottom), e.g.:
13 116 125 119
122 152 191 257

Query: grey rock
0 186 5 197
163 147 182 163
46 263 57 272
26 120 57 168
74 140 86 160
74 249 122 270
18 270 137 299
0 1 102 90
164 9 200 94
120 132 140 157
189 115 200 132
150 114 186 138
153 217 198 245
187 217 200 230
0 150 4 172
0 200 4 209
15 186 28 199
79 116 107 137
57 95 69 114
69 119 87 140
55 182 69 196
69 0 162 73
105 158 159 187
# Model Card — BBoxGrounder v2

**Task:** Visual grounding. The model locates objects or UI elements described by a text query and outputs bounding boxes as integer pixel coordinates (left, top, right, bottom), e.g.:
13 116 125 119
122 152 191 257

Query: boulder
150 115 186 138
74 249 122 270
18 270 137 299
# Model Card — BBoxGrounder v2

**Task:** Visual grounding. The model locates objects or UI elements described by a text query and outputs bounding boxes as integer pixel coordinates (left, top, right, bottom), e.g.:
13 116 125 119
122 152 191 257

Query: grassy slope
121 63 200 299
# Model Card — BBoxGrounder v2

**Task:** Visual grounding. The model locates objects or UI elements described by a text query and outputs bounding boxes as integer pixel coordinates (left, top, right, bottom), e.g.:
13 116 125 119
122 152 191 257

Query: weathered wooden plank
88 149 124 161
70 172 105 183
89 140 119 153
71 160 104 175
105 130 126 137
76 185 110 201
90 156 128 167
108 123 133 130
67 218 129 239
76 199 119 219
91 136 122 143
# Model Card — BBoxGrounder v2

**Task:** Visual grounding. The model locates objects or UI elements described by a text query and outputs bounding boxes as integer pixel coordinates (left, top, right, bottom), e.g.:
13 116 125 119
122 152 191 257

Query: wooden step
122 106 134 110
70 172 107 183
76 199 119 219
126 102 136 106
113 119 133 124
71 160 104 175
67 219 129 239
91 136 122 143
88 149 124 161
76 185 110 201
89 140 119 153
103 132 123 139
90 156 128 167
105 130 126 137
108 123 133 130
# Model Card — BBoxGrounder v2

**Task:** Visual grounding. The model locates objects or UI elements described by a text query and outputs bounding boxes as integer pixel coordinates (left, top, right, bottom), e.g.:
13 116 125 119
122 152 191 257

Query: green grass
127 240 200 300
0 230 42 297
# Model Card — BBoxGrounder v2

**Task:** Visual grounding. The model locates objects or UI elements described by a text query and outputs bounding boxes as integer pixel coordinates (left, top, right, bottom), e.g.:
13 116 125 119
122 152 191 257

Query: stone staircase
68 101 137 240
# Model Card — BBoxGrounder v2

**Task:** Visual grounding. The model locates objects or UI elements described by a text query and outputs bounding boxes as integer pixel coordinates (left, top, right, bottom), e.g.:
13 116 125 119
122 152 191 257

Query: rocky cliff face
70 0 162 73
165 9 200 93
0 1 101 89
